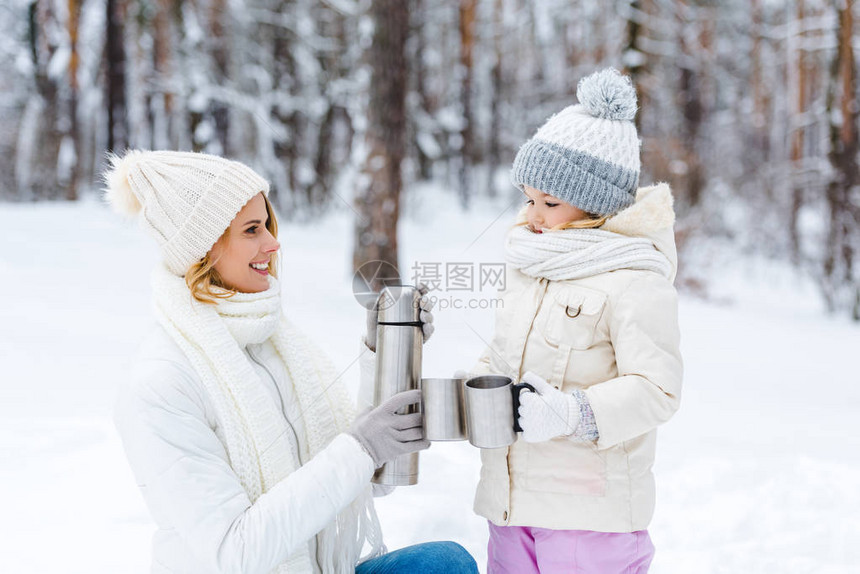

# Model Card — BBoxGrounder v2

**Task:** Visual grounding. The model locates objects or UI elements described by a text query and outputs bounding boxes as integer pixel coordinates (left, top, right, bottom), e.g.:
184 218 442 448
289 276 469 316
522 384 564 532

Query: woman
107 150 477 574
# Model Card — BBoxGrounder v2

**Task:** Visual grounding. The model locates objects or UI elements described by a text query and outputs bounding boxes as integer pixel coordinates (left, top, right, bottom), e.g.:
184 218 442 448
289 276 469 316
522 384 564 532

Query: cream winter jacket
114 326 376 574
472 183 683 533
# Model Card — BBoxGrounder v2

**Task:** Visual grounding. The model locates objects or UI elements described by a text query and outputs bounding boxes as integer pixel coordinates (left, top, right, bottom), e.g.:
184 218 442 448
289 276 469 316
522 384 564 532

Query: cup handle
511 382 536 432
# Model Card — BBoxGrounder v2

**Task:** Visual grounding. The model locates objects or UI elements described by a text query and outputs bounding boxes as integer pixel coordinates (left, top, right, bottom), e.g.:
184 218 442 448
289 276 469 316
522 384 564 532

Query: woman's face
523 185 588 233
208 193 280 293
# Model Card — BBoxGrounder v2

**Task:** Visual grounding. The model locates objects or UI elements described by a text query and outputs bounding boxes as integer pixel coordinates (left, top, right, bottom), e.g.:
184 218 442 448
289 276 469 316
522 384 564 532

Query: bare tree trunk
673 0 709 209
486 0 503 197
310 8 353 207
269 0 294 208
151 0 173 149
823 0 859 318
524 0 544 89
789 0 807 263
310 8 336 206
458 0 476 207
592 3 606 66
412 0 433 181
623 0 646 134
562 0 580 75
22 0 62 200
210 0 230 154
106 0 128 153
353 0 410 281
313 104 337 206
750 0 769 162
64 0 82 200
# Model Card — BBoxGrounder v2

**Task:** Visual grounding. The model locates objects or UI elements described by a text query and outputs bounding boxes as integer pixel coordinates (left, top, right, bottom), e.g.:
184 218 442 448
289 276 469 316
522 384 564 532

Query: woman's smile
208 193 280 293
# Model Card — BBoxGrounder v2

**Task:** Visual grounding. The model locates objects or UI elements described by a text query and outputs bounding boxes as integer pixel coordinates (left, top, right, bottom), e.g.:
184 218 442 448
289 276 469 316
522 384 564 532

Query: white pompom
103 150 143 216
576 68 638 121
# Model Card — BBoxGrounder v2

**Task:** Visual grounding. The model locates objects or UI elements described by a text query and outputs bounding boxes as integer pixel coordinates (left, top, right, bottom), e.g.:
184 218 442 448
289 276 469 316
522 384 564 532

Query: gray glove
365 284 435 352
348 389 430 468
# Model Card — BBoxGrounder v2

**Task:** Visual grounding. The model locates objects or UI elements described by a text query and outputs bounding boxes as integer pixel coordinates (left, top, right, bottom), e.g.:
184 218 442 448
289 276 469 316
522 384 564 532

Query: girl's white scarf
505 225 673 281
151 263 384 574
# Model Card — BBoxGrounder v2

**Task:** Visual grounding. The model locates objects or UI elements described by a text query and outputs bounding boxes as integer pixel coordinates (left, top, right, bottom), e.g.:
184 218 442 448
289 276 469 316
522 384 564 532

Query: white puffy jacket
114 325 376 574
471 183 683 532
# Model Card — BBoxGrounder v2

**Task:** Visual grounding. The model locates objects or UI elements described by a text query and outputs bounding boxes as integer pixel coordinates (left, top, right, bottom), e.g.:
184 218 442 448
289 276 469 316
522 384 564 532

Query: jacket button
503 511 508 520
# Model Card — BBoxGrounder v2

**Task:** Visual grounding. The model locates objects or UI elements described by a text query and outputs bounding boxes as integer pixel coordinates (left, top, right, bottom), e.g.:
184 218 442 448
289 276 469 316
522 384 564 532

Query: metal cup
463 375 536 449
421 378 468 441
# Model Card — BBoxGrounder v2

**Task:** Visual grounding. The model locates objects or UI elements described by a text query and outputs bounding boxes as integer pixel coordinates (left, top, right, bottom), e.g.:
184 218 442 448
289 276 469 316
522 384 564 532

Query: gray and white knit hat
511 67 640 216
103 150 270 276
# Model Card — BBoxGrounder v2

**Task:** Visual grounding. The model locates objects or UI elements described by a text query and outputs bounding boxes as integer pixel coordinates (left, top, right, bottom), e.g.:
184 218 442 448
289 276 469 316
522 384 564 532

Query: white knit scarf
150 263 385 574
505 225 672 281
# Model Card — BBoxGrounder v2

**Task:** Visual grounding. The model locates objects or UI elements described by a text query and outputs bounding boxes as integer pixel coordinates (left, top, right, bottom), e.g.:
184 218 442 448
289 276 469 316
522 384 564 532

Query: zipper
247 344 323 572
505 277 551 524
245 345 303 466
516 277 551 381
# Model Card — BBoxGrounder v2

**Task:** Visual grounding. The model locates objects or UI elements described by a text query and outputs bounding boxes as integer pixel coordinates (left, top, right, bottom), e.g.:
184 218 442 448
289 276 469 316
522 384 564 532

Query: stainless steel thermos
371 285 423 486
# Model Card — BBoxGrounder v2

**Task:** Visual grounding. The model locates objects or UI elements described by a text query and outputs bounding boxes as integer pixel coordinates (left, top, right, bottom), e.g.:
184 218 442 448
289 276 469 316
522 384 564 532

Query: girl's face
523 185 589 233
208 193 280 293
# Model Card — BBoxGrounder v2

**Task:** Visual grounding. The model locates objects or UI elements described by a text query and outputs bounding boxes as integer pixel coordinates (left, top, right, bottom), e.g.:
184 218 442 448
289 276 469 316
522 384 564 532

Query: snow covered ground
1 190 859 573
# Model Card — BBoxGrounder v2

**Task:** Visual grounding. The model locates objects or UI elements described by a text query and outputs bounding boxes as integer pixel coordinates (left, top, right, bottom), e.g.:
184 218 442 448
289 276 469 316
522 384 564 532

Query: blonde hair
185 194 280 304
514 205 608 231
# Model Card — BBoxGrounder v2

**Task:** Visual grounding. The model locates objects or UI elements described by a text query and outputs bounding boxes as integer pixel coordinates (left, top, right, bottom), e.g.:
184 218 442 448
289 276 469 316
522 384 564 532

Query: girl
468 68 683 573
107 150 478 574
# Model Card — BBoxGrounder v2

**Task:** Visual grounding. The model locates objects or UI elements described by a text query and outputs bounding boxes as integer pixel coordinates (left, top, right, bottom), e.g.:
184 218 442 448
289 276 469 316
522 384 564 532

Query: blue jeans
356 541 478 574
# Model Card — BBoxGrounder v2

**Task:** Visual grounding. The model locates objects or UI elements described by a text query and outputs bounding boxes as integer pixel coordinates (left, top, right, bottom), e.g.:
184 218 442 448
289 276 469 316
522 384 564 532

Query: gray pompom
576 68 638 121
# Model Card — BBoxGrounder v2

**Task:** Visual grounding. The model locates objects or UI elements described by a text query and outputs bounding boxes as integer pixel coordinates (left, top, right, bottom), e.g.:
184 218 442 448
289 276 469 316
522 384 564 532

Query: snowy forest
1 0 859 319
2 2 860 571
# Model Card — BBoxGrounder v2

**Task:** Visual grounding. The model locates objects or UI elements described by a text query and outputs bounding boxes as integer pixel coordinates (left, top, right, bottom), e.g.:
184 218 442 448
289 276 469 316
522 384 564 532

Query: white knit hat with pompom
103 150 270 276
511 67 641 216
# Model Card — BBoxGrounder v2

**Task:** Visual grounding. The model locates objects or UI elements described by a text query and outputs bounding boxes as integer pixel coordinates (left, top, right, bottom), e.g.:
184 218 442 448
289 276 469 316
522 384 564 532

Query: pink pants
487 522 654 574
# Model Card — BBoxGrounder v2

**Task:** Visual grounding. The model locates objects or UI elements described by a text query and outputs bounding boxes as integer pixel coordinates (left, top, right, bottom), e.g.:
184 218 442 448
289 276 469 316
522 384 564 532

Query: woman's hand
517 371 581 443
348 389 430 468
365 303 378 351
417 284 435 342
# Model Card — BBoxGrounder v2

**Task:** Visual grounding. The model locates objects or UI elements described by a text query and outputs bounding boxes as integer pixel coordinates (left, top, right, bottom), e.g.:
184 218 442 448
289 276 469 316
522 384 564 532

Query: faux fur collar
604 182 678 282
602 182 675 237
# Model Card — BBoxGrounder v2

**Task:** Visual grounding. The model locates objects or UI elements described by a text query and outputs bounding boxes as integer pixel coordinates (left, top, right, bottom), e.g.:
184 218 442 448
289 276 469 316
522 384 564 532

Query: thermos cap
377 285 422 324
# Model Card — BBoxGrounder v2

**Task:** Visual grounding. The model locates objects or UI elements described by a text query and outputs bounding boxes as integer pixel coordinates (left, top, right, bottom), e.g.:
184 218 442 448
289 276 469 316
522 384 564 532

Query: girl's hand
517 372 581 443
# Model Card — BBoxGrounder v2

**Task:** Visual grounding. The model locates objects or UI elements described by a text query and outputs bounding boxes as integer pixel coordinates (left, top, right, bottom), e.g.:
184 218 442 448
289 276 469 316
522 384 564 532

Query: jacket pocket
540 286 607 350
523 439 607 496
